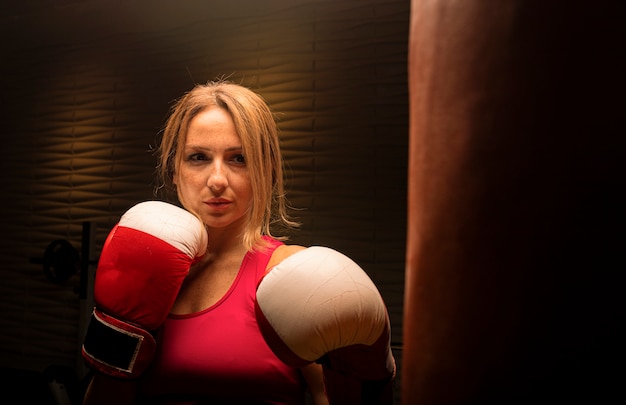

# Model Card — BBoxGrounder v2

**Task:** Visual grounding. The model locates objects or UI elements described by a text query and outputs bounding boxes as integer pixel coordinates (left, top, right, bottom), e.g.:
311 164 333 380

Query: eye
186 152 209 162
232 154 246 165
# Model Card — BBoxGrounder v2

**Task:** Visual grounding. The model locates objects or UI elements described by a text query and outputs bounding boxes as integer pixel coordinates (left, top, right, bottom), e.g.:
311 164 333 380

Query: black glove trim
82 310 144 373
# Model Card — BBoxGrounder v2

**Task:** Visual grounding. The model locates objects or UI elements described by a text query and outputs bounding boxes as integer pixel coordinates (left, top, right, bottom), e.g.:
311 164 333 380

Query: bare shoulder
266 244 307 270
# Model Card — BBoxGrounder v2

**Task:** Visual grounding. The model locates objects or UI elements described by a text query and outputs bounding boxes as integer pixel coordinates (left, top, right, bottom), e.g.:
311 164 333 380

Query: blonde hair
155 80 298 250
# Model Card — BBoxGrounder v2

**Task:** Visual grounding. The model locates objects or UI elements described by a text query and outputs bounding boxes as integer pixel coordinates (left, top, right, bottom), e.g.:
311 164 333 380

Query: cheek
176 168 203 186
230 174 253 206
237 175 253 198
174 171 203 200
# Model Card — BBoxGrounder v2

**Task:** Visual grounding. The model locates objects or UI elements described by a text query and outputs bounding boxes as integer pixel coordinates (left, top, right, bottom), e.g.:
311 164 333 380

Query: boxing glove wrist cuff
81 308 157 379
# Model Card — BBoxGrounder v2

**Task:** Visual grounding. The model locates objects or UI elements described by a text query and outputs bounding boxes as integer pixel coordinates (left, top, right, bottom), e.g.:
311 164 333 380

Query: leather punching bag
404 1 625 404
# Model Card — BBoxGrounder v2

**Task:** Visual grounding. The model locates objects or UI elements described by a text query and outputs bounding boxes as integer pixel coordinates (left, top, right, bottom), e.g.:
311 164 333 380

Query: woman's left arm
301 363 329 405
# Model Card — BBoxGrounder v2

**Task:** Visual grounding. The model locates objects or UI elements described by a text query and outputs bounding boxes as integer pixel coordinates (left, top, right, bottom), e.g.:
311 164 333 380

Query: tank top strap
251 236 284 281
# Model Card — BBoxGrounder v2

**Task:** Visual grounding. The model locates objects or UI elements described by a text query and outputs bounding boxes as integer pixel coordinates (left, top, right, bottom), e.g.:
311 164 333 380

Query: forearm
83 373 139 405
301 363 329 405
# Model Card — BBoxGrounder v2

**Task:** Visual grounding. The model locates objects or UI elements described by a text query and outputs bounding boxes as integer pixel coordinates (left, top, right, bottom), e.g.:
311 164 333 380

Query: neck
203 218 249 255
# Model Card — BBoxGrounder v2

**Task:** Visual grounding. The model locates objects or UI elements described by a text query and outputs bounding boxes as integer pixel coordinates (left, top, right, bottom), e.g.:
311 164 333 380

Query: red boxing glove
81 201 207 378
255 247 396 404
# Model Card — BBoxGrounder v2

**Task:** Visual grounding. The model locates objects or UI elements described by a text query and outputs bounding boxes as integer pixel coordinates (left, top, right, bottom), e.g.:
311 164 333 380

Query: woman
83 80 329 404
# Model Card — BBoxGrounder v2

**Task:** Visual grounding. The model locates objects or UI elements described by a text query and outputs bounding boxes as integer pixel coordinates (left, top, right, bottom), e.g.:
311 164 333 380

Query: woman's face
174 106 253 232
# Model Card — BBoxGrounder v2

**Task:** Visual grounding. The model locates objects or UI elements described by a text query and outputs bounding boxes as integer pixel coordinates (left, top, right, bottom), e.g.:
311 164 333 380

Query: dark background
0 0 409 403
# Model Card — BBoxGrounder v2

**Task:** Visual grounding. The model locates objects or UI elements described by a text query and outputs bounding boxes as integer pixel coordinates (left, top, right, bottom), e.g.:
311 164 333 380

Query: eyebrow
184 144 243 152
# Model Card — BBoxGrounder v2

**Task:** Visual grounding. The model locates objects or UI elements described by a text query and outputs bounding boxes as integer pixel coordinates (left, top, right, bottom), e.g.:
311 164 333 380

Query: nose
207 161 228 192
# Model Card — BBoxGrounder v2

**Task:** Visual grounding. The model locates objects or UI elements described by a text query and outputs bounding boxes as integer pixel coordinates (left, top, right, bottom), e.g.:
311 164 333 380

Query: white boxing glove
255 246 395 404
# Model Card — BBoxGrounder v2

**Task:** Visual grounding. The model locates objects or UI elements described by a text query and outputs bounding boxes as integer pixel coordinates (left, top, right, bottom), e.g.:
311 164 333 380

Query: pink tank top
140 237 307 404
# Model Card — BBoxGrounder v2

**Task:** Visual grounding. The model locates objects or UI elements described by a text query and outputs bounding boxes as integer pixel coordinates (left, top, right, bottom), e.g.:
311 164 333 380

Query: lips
205 198 232 209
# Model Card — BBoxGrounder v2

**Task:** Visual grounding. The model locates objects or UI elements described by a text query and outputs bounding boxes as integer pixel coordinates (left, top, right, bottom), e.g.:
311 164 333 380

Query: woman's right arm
83 373 139 405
